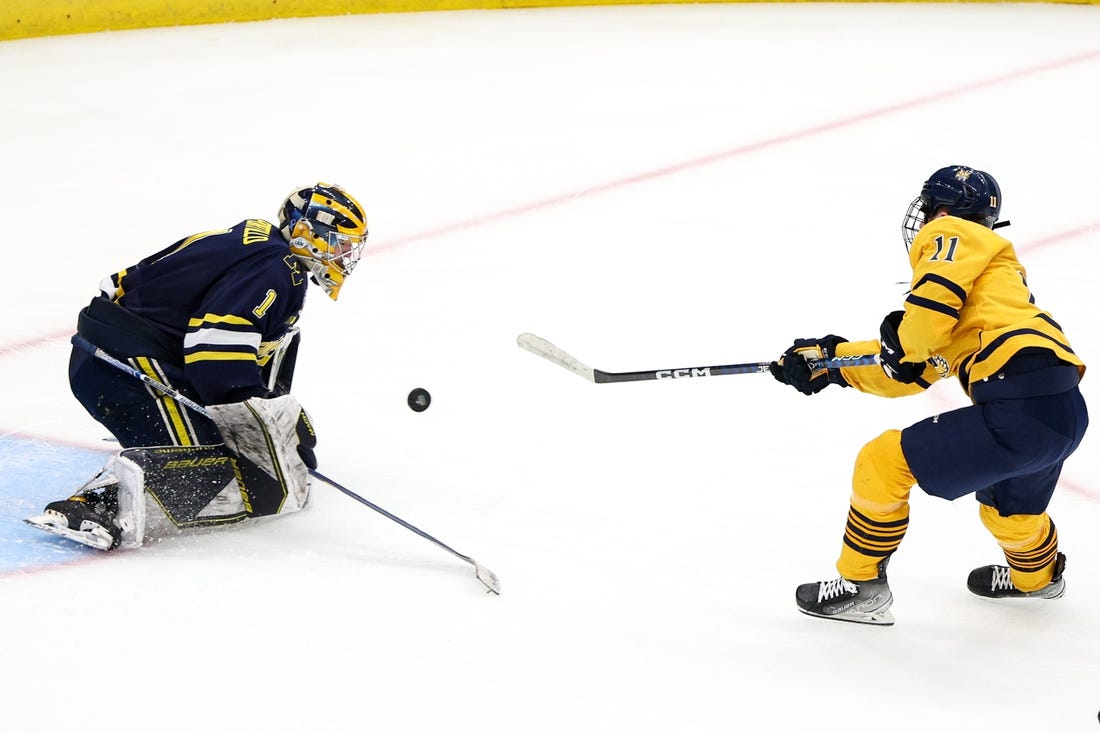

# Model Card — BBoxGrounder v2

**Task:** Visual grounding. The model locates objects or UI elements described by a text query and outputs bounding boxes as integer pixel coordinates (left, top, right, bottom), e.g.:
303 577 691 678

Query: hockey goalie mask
280 183 368 300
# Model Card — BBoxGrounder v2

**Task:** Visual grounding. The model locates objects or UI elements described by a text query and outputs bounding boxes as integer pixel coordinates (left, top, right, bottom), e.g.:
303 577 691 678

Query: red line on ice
0 48 1095 504
367 48 1100 255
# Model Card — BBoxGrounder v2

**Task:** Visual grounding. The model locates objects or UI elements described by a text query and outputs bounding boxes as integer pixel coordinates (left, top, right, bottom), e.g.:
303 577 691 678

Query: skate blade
798 606 896 626
24 515 115 551
973 586 1065 601
1023 578 1066 600
969 575 1066 600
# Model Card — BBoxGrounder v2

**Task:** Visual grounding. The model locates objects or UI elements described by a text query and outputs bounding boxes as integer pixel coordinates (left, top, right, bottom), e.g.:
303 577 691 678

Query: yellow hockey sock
836 430 915 581
978 504 1058 592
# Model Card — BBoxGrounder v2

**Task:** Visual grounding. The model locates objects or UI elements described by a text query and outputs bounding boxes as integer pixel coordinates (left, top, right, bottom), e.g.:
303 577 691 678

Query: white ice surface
1 4 1098 731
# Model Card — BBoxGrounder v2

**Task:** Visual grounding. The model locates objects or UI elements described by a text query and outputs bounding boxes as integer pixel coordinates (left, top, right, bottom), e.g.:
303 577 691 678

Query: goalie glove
769 335 851 395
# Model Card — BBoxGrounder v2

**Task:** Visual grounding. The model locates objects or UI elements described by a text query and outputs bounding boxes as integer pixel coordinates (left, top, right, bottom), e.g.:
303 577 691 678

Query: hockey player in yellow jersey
770 165 1087 625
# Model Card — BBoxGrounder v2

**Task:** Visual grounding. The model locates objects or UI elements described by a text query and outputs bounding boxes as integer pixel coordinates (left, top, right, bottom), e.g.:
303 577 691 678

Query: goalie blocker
27 394 317 550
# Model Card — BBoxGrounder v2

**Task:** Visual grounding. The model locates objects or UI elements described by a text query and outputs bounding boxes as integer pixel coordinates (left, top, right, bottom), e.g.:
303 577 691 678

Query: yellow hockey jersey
836 215 1084 398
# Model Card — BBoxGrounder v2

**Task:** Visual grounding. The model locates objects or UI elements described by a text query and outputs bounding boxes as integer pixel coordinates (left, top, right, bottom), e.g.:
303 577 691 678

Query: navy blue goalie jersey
99 219 308 405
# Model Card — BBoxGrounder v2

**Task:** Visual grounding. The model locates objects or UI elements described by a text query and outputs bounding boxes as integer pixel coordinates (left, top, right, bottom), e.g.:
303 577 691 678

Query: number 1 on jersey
252 289 277 318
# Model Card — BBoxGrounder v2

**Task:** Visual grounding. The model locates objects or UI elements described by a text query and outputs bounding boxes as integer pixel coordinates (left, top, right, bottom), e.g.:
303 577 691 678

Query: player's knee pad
207 394 312 516
851 430 915 513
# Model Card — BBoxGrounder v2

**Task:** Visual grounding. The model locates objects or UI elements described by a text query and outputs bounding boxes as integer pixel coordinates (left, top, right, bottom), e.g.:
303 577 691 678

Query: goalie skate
25 497 121 551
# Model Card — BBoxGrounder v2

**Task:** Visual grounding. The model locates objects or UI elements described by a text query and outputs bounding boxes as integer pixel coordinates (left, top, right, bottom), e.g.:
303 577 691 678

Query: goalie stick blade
475 563 501 595
516 333 596 382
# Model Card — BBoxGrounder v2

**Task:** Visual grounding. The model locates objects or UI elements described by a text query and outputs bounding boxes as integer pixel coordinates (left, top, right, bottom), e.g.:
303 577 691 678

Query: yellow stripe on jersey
184 351 258 364
256 338 283 366
188 313 253 328
109 268 128 301
134 357 193 446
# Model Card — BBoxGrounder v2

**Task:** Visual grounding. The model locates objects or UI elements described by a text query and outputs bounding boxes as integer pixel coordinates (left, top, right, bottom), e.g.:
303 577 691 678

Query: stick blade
516 333 595 382
475 562 501 595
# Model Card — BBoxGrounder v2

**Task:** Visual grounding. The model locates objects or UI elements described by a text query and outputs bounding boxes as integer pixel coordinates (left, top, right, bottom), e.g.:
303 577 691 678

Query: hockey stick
70 333 501 595
305 473 501 595
517 332 879 384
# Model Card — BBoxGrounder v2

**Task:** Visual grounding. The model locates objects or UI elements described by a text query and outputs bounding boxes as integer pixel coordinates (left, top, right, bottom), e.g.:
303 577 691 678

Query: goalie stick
70 333 501 595
517 332 879 384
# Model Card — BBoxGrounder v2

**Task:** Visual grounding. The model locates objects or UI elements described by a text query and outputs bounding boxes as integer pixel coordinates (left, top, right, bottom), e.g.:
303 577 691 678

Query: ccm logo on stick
655 368 711 379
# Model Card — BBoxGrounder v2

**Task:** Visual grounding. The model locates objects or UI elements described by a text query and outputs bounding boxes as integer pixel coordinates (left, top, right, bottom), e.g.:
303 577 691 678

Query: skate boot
796 559 894 626
967 552 1066 599
25 487 122 551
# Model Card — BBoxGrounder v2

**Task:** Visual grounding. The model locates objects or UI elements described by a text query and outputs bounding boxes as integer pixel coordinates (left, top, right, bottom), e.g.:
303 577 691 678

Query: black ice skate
25 488 122 551
796 560 894 626
967 552 1066 599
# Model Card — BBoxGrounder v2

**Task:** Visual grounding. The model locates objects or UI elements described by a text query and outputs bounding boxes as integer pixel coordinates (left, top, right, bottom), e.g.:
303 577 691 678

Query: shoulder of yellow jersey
908 215 1009 271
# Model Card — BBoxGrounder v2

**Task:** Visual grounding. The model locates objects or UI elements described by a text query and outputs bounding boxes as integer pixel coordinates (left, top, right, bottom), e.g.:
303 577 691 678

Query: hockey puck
407 387 431 412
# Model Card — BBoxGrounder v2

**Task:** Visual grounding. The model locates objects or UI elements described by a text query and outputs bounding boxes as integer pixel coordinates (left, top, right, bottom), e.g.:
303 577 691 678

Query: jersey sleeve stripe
184 328 262 350
184 351 259 364
911 273 968 305
905 294 959 320
188 313 253 328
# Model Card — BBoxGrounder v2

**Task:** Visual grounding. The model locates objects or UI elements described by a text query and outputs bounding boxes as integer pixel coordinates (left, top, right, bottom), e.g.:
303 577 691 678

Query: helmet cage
901 196 926 251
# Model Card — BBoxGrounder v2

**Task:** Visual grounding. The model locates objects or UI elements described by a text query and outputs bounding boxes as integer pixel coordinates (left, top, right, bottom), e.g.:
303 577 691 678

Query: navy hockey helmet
902 166 1002 250
279 183 368 300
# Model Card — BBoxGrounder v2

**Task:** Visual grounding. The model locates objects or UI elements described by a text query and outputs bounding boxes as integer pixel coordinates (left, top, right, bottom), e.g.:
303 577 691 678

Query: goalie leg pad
119 445 248 528
110 451 147 549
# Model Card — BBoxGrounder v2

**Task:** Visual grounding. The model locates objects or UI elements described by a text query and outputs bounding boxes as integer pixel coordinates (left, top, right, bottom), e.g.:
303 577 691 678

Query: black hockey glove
295 409 318 469
878 311 925 384
769 335 851 395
